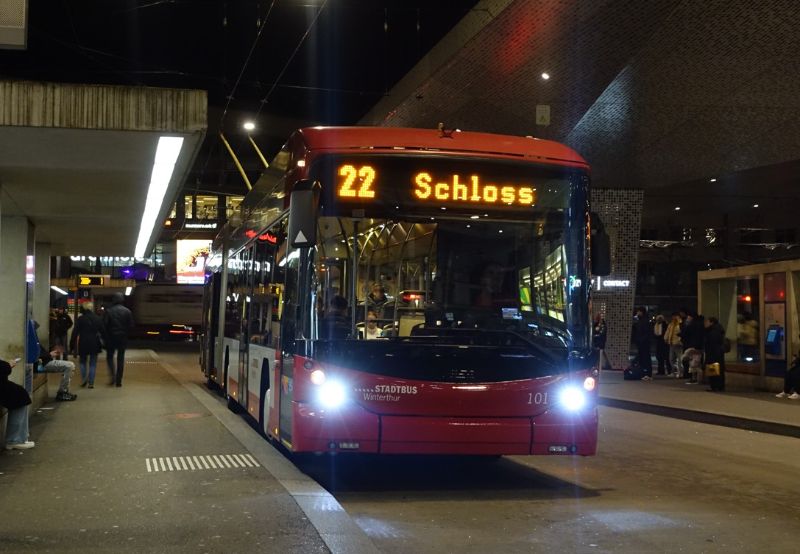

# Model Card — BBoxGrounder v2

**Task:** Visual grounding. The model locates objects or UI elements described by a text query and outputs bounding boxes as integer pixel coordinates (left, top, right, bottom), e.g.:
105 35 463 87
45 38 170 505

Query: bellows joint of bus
590 212 611 276
288 179 321 248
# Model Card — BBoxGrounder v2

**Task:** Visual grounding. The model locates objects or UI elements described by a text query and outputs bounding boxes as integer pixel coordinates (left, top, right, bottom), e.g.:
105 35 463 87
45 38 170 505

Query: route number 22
338 164 376 198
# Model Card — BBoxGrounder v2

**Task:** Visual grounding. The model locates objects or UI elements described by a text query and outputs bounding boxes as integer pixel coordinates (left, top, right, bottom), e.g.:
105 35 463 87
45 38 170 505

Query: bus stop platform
0 347 376 554
599 370 800 439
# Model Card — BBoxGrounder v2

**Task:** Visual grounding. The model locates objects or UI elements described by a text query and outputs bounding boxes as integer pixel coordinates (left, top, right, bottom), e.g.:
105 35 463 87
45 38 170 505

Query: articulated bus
201 126 610 456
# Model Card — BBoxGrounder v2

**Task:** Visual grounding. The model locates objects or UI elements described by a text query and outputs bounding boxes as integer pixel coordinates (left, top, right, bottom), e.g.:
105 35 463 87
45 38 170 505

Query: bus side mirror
590 212 611 276
287 179 320 248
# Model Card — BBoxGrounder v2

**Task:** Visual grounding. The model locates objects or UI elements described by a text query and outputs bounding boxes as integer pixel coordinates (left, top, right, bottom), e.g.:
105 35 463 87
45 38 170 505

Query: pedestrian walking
70 307 104 388
103 292 134 387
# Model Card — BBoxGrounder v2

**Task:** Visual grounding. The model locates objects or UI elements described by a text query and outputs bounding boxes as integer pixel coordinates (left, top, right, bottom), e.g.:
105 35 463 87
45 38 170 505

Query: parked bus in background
130 284 203 339
201 126 610 456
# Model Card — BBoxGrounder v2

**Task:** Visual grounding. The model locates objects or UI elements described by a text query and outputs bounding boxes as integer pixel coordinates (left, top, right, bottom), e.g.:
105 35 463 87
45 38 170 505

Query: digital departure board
311 154 577 216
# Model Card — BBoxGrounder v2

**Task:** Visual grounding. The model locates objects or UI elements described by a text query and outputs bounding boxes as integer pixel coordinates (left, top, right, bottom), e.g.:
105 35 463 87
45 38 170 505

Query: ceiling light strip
134 136 184 258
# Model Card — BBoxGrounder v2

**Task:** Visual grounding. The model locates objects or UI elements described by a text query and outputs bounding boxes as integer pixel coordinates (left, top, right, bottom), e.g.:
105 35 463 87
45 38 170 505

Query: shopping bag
705 362 720 377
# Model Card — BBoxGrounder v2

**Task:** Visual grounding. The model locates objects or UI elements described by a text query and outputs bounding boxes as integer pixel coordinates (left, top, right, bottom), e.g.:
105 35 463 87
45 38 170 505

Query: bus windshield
299 159 590 356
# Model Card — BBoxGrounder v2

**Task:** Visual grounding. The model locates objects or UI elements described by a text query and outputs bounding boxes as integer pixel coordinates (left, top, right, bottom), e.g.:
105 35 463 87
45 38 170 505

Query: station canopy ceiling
362 0 800 228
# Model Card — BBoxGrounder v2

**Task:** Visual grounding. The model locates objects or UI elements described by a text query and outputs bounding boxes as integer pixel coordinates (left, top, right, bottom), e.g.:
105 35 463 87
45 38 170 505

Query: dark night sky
1 1 476 193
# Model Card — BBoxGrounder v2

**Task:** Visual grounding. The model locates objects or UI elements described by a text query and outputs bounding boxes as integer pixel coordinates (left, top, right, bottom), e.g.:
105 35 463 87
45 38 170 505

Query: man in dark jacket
103 292 134 387
704 316 726 392
51 307 74 358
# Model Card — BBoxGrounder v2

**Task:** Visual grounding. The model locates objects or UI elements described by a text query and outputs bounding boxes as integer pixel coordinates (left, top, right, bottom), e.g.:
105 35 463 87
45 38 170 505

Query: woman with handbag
704 316 726 392
0 358 35 450
69 307 104 388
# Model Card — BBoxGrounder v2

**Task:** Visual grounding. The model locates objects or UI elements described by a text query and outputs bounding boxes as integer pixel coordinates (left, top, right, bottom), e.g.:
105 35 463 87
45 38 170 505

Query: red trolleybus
201 126 610 456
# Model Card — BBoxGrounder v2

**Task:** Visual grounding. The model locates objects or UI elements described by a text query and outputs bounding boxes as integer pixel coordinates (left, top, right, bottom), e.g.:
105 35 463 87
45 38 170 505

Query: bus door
201 272 221 382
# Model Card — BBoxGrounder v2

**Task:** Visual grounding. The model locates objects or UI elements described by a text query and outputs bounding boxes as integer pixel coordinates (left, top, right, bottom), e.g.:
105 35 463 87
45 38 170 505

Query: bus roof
295 126 588 169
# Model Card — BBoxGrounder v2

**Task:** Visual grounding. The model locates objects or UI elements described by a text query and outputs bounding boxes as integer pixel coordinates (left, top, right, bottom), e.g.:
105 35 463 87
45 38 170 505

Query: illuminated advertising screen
176 240 211 284
310 154 577 218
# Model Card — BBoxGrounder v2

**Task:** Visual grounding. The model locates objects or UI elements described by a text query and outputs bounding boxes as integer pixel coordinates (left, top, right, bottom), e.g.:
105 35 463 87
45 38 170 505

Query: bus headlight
318 380 347 409
558 386 586 411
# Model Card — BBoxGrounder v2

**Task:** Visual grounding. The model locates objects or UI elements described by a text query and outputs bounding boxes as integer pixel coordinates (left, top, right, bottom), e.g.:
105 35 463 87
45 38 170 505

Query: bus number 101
528 392 548 405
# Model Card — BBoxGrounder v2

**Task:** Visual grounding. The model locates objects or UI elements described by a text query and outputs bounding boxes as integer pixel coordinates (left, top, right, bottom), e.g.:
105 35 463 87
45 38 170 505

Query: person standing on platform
664 312 684 377
704 316 726 392
70 307 104 388
632 307 653 379
103 292 134 387
679 312 705 380
0 358 35 450
653 314 669 375
593 313 611 370
51 307 73 358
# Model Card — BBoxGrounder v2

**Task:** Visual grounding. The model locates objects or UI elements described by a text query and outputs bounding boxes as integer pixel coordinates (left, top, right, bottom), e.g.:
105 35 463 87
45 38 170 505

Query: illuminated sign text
414 173 536 206
337 164 376 198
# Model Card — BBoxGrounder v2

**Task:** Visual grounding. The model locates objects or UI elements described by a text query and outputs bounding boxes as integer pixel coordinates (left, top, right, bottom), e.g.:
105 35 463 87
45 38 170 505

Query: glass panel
184 195 193 220
195 195 218 220
736 277 759 363
764 272 786 362
226 196 244 219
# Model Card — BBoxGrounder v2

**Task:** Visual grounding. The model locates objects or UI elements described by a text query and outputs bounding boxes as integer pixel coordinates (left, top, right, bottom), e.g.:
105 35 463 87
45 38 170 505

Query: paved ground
0 346 372 554
2 347 797 553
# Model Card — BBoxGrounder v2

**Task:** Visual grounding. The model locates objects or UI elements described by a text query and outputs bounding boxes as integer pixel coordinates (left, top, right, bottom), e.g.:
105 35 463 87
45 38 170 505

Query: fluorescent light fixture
51 285 68 295
134 136 184 257
125 286 133 296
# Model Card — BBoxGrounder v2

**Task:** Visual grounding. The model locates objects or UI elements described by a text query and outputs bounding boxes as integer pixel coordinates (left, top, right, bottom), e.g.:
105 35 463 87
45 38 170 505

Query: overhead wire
254 0 329 119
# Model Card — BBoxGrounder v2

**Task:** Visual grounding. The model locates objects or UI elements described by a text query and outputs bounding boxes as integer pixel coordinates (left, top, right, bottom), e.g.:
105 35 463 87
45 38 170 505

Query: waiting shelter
699 260 800 391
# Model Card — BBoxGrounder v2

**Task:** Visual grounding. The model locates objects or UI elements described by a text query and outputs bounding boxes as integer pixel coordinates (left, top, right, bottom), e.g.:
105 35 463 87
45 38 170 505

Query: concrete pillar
0 216 34 386
33 243 52 345
591 189 644 370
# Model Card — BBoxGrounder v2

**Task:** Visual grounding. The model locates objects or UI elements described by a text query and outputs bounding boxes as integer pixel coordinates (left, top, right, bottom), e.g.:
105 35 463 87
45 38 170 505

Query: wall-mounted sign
593 277 631 290
78 275 106 286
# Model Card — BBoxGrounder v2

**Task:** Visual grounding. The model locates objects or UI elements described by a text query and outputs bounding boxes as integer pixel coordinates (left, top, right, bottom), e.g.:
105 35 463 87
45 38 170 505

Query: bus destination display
332 160 538 207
